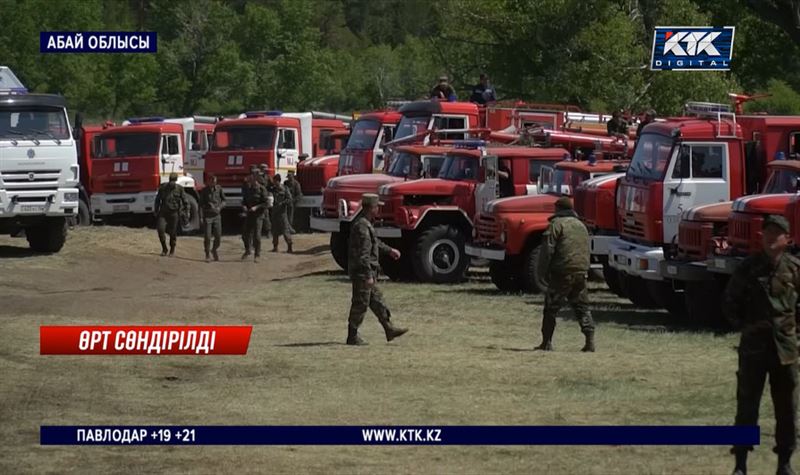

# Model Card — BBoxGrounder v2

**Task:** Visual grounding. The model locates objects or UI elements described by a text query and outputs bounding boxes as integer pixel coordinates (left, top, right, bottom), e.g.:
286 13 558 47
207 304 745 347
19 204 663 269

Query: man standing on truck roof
534 197 595 352
724 215 800 475
636 109 656 139
258 163 273 238
199 174 226 262
154 172 189 257
285 170 303 234
241 172 269 263
430 75 457 102
270 174 293 253
346 193 408 346
469 73 497 105
606 110 628 139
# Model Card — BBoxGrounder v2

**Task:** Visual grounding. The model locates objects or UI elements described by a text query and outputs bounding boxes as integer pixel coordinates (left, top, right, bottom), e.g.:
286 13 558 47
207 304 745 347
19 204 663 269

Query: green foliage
0 0 797 120
744 80 800 115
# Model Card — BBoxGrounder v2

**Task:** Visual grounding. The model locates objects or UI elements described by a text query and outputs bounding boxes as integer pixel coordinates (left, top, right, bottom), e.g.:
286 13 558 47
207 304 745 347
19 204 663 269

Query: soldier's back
551 215 590 274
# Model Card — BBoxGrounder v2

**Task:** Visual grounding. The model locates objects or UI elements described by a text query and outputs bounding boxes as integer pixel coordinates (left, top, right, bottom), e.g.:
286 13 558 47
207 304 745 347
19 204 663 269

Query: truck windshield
626 133 675 180
540 168 574 196
387 152 446 179
96 133 159 158
0 106 70 140
439 155 478 181
212 126 276 151
345 119 380 150
395 114 430 140
763 168 800 194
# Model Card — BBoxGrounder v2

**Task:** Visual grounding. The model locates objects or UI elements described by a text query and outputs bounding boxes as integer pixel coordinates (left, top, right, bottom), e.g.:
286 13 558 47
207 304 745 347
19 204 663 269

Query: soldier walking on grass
154 172 188 257
199 174 225 262
270 174 293 253
346 193 408 346
534 197 595 352
285 170 302 233
259 163 273 238
724 215 800 475
241 172 269 263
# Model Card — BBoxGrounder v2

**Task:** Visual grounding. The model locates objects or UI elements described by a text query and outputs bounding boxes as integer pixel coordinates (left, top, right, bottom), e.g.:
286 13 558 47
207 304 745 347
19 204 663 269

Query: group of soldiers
153 166 303 263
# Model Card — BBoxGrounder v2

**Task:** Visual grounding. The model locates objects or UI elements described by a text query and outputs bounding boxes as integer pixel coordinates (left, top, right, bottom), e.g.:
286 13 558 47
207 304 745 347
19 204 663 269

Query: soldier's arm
350 223 373 281
377 238 392 257
180 187 189 210
723 264 748 329
538 222 558 277
154 187 163 213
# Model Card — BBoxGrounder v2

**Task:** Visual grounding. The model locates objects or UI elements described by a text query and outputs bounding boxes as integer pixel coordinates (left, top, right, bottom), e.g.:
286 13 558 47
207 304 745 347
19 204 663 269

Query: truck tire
602 263 626 297
77 198 91 226
619 274 659 308
380 239 413 281
179 195 200 235
293 207 311 233
26 218 67 253
520 244 547 294
412 224 469 283
489 258 522 292
685 279 728 328
646 280 687 318
330 232 349 272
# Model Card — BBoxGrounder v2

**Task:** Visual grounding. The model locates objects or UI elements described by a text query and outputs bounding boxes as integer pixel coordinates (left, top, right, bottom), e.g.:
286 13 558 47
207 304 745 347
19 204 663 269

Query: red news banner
40 326 253 355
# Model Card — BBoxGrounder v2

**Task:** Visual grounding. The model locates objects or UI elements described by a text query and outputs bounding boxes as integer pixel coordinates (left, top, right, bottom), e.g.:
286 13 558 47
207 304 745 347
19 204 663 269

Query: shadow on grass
271 270 348 282
274 341 344 348
0 245 43 258
570 308 734 335
292 244 329 256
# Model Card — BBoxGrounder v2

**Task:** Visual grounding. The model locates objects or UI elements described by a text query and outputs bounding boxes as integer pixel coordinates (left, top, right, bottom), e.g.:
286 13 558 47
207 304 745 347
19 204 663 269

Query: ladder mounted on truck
684 101 738 139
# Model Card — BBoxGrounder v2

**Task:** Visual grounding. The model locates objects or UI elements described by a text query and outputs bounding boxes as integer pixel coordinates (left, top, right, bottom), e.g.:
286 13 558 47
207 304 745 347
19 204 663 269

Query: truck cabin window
346 120 380 149
395 114 430 140
671 144 724 179
212 126 276 151
433 116 467 140
0 107 70 140
764 167 800 194
278 129 296 150
627 133 675 180
97 133 159 158
440 155 477 180
790 132 800 159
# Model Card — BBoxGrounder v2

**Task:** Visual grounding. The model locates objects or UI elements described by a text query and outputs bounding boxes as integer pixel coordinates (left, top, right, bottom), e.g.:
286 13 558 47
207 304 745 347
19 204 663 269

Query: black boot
205 252 211 263
212 250 219 261
160 245 168 257
346 326 367 346
535 328 554 351
287 242 293 254
777 450 795 475
241 250 251 260
383 322 408 342
168 244 175 257
731 450 747 475
581 331 595 352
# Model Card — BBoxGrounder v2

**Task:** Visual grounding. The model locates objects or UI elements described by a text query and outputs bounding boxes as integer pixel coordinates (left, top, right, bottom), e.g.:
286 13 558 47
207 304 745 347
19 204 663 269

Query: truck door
186 128 208 183
373 125 395 171
475 154 498 213
276 128 299 170
160 133 183 176
662 141 729 243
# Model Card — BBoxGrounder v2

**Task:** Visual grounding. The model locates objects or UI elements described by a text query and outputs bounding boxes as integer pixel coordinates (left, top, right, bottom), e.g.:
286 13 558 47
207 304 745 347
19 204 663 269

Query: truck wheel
602 264 626 297
412 224 469 283
521 244 547 294
685 279 728 328
619 274 659 308
77 198 91 226
329 232 349 272
380 239 413 281
26 218 67 253
179 195 200 235
489 258 522 292
646 280 687 318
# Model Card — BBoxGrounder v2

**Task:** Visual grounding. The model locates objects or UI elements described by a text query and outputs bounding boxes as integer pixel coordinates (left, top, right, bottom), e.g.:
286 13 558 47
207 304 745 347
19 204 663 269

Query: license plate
113 204 130 212
714 258 725 269
667 265 677 275
20 205 45 213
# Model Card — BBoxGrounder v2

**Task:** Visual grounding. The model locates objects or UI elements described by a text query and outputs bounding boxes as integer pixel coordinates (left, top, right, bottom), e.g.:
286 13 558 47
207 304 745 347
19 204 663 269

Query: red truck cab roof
398 101 479 116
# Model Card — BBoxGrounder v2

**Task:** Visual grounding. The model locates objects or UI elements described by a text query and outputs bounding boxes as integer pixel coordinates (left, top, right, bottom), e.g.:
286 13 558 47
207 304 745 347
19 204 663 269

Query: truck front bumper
373 225 402 239
0 188 79 217
660 259 712 281
91 192 157 216
607 238 664 281
297 195 323 209
590 235 616 257
707 255 744 275
465 243 505 261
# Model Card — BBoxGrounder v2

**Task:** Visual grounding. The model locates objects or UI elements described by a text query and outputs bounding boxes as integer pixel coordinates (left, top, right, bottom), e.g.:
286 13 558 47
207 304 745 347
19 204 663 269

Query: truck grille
475 213 501 243
621 212 645 238
298 167 326 195
677 221 711 259
729 213 760 252
102 178 143 194
378 197 396 224
217 172 246 189
1 169 61 191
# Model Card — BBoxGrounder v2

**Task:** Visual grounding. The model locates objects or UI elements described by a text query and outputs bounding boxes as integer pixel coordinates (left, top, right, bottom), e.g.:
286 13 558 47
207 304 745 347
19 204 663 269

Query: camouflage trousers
156 212 179 250
733 348 798 454
242 213 264 256
348 278 391 330
203 214 222 253
261 208 272 237
541 272 595 340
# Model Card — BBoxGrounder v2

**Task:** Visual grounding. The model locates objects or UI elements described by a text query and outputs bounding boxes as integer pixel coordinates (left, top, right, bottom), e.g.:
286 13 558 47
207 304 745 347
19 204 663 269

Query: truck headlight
144 195 156 203
64 192 78 202
500 231 507 243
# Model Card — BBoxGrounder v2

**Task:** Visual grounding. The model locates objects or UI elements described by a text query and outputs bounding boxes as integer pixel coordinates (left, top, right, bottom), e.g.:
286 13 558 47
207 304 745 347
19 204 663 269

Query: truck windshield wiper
6 129 40 145
30 128 62 145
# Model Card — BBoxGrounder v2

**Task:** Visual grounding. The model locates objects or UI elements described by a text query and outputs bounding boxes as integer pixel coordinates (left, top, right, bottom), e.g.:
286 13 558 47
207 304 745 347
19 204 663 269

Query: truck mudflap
297 195 322 209
589 234 615 257
660 259 712 282
607 238 665 281
707 255 743 275
309 215 342 233
464 242 505 261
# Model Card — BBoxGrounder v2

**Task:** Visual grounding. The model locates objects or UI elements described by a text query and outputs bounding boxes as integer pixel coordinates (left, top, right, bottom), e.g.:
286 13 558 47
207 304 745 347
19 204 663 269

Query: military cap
168 172 178 182
287 170 295 175
554 196 573 210
361 193 384 208
249 164 259 172
259 163 269 169
763 214 790 234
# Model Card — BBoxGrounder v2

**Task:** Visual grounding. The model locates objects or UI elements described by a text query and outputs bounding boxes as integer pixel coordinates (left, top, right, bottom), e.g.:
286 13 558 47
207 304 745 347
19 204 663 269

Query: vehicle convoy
373 143 569 283
607 102 800 314
89 117 202 232
204 111 349 213
0 66 80 252
466 157 628 292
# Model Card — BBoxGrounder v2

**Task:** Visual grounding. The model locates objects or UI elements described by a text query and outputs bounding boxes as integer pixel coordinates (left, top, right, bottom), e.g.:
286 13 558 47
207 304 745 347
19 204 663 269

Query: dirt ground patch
0 226 779 474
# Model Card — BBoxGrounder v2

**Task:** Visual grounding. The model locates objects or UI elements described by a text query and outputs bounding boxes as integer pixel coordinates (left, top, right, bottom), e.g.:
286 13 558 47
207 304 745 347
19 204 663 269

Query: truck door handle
670 188 691 197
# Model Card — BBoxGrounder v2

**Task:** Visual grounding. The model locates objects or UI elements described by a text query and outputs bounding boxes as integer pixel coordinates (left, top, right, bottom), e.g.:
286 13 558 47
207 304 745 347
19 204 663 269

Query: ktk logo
663 31 721 56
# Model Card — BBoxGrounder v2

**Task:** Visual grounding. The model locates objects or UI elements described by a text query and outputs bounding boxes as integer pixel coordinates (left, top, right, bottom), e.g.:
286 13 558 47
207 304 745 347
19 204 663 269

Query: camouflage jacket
241 183 269 216
539 209 590 277
271 183 292 213
607 117 628 135
348 214 392 281
199 185 226 217
286 178 303 201
724 252 800 364
155 182 188 215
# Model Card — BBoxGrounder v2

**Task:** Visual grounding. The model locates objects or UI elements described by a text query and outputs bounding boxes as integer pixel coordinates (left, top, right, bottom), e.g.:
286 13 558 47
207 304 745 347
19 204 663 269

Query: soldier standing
534 197 595 352
346 193 408 345
258 163 273 238
270 174 294 253
154 172 188 257
241 173 269 263
724 215 800 475
285 170 303 233
606 109 628 139
199 174 226 262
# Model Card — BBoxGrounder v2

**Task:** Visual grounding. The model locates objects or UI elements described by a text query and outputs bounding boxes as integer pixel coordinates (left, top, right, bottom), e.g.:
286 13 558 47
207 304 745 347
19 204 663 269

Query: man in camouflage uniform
346 193 408 345
154 172 189 257
258 163 273 238
606 109 628 139
199 174 226 262
270 174 293 253
241 172 269 263
285 170 303 233
535 196 595 352
724 215 800 475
